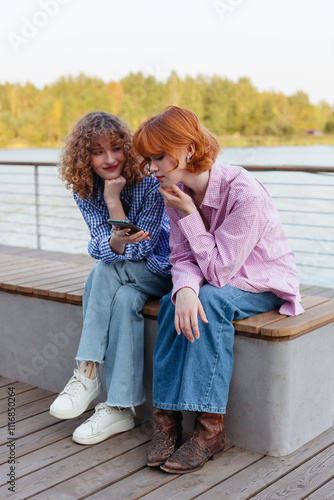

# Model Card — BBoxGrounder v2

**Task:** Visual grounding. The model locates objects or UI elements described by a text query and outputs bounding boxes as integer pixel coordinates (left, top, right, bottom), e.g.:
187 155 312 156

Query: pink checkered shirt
168 163 304 316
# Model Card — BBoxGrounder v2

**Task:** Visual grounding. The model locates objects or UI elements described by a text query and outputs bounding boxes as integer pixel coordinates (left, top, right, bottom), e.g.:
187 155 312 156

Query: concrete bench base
226 323 334 456
0 292 84 391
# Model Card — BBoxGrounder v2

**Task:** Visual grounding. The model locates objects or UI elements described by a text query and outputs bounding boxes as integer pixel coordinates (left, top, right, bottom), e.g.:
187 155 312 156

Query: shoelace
86 403 113 423
61 370 88 397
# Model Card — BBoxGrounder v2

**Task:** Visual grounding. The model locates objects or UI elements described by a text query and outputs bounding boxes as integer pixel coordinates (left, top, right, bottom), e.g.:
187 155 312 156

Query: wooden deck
0 374 334 500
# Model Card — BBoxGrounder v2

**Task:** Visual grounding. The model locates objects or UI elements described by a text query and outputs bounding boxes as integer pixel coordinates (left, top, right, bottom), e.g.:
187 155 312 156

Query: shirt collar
200 162 221 209
181 163 221 210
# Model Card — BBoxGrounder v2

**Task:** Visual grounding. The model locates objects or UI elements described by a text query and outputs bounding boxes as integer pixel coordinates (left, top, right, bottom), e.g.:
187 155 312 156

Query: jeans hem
75 357 104 364
153 401 226 414
105 398 145 409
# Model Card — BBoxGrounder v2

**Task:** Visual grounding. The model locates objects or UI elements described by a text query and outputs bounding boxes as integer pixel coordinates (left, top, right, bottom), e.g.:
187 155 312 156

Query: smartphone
107 219 151 238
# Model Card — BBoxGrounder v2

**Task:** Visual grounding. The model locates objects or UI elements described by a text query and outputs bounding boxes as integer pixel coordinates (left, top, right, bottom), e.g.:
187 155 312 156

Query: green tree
17 112 43 145
0 111 16 146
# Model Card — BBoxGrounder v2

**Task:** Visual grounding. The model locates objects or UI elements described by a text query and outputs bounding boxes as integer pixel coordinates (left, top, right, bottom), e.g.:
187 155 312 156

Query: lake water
0 145 333 287
0 144 334 166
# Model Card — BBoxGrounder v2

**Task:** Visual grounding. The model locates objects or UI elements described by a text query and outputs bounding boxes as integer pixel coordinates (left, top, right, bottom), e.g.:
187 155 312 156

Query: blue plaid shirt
74 176 171 277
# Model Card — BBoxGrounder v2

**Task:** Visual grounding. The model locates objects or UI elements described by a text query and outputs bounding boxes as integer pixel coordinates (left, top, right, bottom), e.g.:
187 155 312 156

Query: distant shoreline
218 134 334 148
4 134 334 150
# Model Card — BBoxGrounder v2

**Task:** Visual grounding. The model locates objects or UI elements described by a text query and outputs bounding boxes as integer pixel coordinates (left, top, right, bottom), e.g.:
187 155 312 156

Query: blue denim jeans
76 260 172 408
153 284 285 414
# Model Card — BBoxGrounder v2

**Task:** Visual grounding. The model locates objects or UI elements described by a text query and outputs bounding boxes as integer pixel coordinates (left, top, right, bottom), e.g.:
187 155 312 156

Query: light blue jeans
153 284 285 414
76 260 172 408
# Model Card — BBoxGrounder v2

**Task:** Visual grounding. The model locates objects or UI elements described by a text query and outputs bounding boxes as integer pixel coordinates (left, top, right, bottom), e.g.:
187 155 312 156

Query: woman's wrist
107 202 126 221
182 205 197 216
108 234 125 255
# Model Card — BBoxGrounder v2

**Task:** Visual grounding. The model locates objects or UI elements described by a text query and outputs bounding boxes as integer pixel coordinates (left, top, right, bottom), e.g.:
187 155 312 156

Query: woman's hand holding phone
108 220 151 254
111 226 151 242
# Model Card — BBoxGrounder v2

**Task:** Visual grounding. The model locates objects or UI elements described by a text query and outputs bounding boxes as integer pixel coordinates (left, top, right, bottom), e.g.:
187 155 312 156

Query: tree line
0 72 333 147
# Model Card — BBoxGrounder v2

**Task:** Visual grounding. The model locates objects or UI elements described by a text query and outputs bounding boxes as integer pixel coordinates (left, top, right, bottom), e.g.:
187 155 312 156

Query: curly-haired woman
49 111 172 444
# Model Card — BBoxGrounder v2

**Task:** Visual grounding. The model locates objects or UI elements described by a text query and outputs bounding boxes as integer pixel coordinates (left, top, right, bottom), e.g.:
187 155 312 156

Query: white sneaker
72 402 135 445
49 369 102 419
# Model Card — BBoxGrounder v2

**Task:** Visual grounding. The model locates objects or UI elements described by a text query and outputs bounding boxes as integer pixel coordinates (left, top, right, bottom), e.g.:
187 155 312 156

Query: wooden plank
305 288 334 299
0 395 55 427
0 410 65 445
302 285 334 296
234 309 286 334
0 257 24 267
195 424 334 499
65 288 84 303
0 435 85 481
307 477 334 499
12 264 86 285
78 461 174 500
316 288 334 299
48 286 86 300
35 282 87 299
0 246 45 256
115 447 262 500
260 300 334 338
0 260 69 280
0 253 14 263
40 274 91 295
30 272 90 296
31 443 149 499
234 296 330 335
0 245 93 265
0 257 66 273
142 300 161 319
0 245 38 254
0 388 53 413
0 424 151 499
250 443 334 500
15 268 92 294
0 377 19 388
100 469 179 500
0 382 35 401
0 411 93 465
0 256 57 269
0 264 75 291
0 261 61 281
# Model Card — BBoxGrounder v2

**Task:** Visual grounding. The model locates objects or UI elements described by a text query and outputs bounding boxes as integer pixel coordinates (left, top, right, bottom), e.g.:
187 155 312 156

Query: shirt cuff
171 278 202 304
99 237 125 264
177 210 207 238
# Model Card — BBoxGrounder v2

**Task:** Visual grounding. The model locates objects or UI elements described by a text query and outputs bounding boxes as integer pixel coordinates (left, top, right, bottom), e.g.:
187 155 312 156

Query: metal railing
0 161 333 287
0 161 90 254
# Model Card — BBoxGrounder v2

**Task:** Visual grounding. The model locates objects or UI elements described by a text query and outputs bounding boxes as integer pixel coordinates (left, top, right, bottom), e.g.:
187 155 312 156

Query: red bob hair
132 106 221 176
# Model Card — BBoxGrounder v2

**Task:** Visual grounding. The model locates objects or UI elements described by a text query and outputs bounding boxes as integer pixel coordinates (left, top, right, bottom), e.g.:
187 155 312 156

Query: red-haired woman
133 106 303 474
49 112 172 445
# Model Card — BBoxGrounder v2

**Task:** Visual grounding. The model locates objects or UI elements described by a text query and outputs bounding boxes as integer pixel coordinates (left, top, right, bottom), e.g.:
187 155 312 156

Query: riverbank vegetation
0 72 333 148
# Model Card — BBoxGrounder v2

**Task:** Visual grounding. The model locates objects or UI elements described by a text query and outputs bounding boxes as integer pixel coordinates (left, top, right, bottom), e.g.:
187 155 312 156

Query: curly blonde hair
59 112 142 198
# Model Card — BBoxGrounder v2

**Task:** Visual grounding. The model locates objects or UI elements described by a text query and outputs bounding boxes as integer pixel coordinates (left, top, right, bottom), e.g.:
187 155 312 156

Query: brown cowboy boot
147 409 183 467
160 412 225 473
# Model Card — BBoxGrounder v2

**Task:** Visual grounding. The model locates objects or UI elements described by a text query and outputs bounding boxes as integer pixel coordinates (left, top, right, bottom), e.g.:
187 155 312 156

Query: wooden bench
0 246 334 457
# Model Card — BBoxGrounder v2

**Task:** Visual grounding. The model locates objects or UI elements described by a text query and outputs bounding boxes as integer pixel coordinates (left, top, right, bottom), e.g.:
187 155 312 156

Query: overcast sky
1 0 333 105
